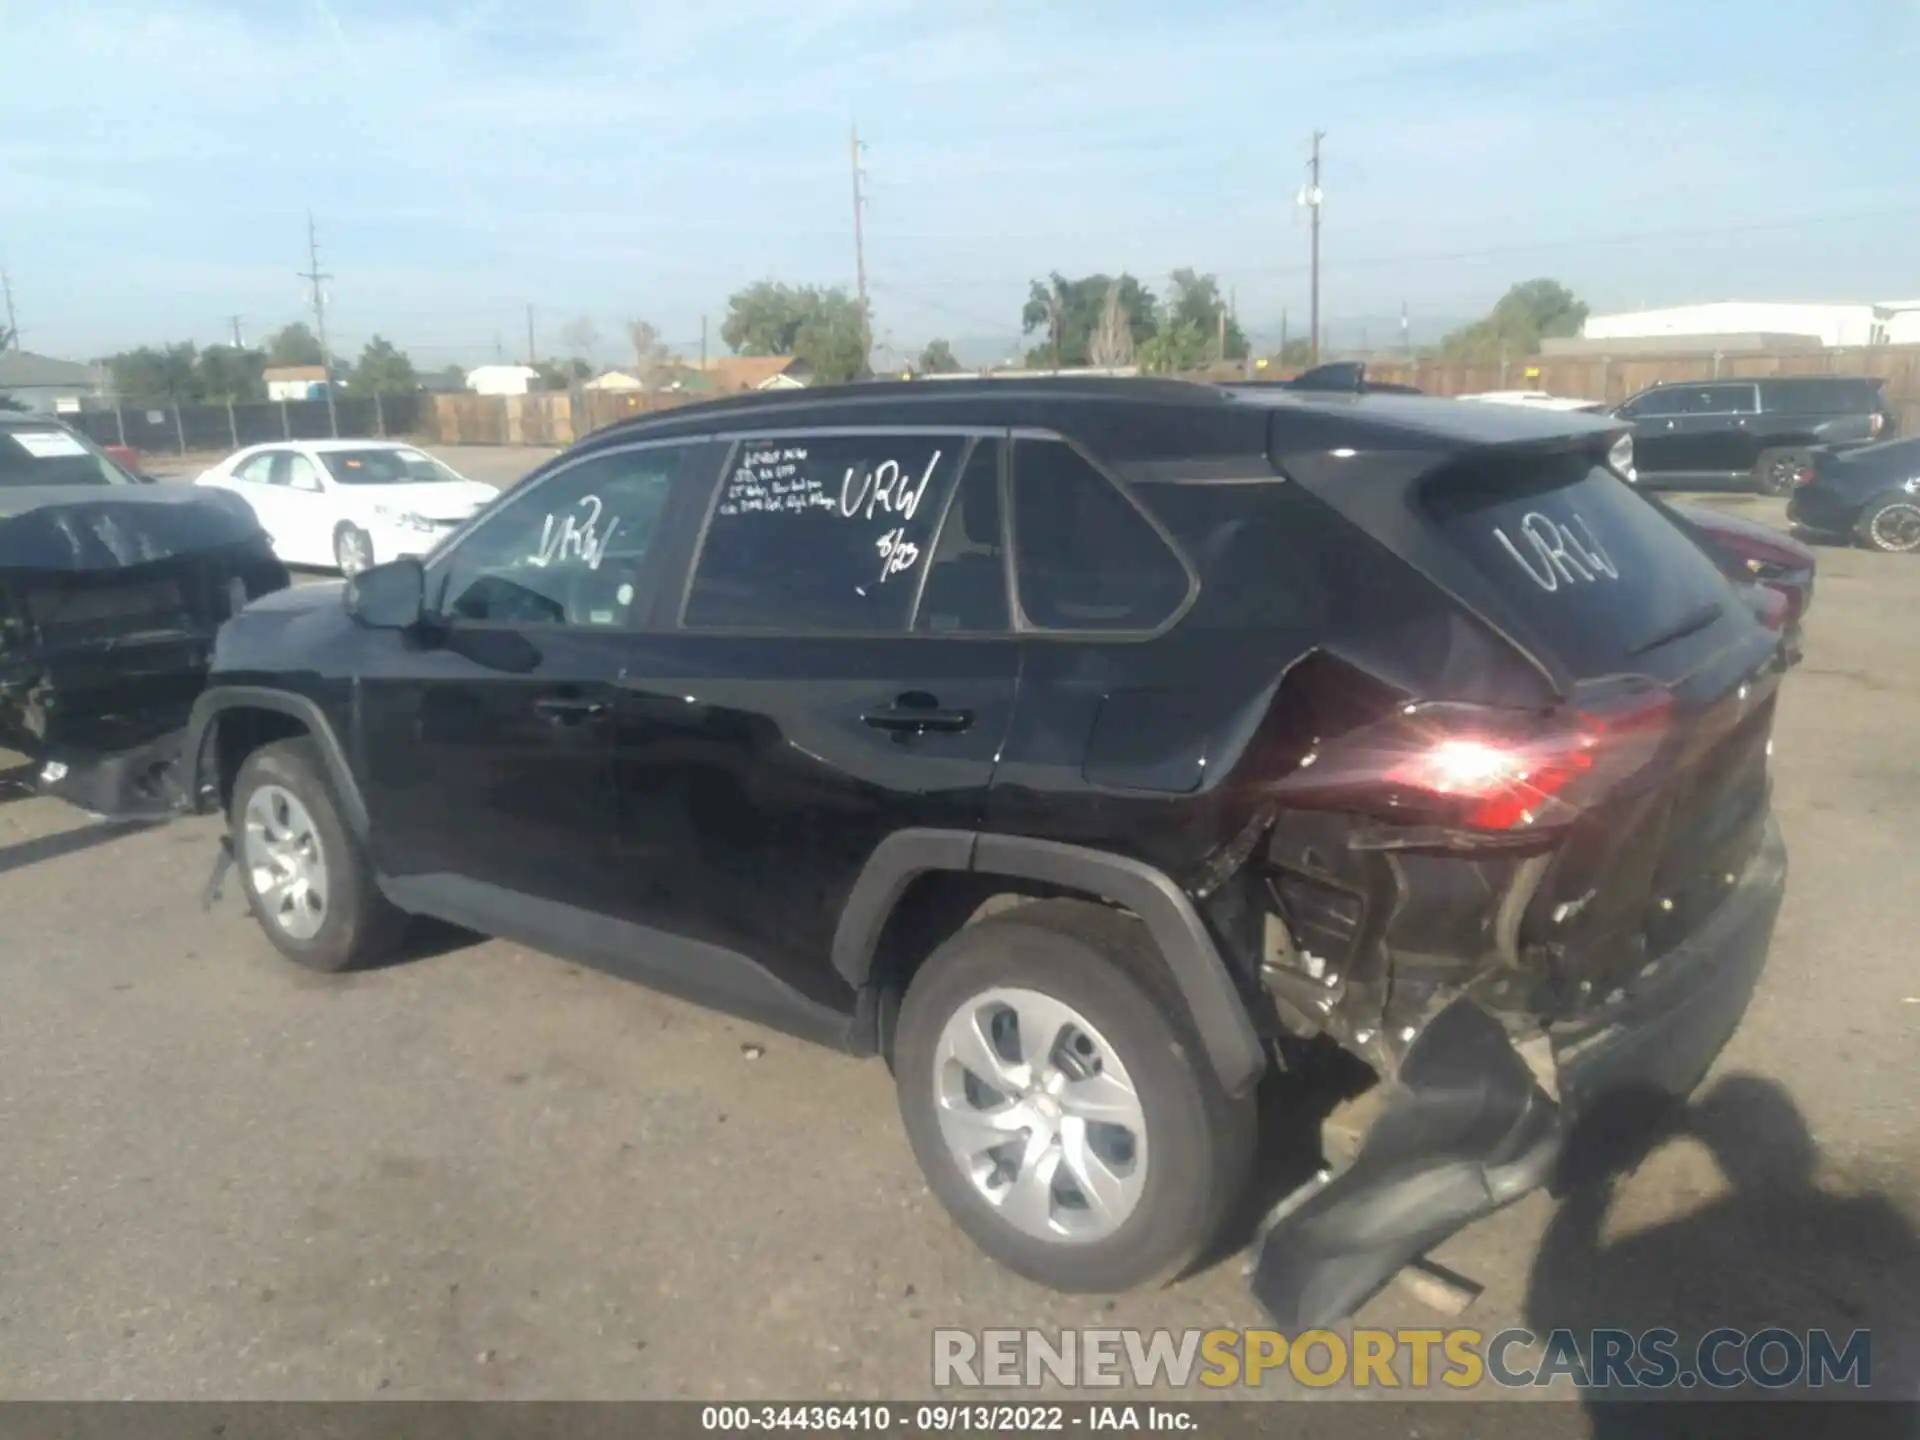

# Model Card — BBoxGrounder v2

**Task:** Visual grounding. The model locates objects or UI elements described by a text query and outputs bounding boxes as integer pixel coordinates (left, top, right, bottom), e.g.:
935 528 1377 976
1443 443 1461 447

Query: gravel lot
1 475 1915 1421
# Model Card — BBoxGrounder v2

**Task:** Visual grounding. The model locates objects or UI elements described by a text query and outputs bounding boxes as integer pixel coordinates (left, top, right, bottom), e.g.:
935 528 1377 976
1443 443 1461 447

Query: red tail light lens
1276 685 1673 833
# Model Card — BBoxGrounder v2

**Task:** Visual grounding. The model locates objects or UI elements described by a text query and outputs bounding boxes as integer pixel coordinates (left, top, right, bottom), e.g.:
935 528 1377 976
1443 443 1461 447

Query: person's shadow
1525 1074 1920 1437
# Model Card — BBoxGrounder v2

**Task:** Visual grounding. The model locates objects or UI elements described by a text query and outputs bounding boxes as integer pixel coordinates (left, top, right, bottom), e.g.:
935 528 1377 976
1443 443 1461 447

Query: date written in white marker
875 527 920 582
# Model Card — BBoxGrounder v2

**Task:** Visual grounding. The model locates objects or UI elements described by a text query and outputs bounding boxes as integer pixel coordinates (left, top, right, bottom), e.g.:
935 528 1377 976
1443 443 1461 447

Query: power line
297 213 338 437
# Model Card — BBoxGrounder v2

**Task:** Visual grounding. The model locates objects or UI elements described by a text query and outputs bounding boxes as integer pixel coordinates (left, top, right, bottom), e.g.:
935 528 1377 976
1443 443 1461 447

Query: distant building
1578 300 1920 351
464 364 543 397
583 369 646 392
263 365 332 401
699 356 813 391
0 350 99 413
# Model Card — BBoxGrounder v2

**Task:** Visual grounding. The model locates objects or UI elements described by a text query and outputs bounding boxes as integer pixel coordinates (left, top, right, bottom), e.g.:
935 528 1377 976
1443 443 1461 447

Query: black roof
581 375 1618 453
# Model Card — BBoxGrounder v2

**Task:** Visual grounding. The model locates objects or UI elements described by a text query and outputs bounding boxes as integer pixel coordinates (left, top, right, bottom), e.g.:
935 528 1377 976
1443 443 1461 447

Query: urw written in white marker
841 451 942 523
530 494 618 570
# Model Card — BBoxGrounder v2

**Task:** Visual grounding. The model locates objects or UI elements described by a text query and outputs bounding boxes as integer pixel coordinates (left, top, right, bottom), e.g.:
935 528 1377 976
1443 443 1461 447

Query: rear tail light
1275 684 1673 833
1871 412 1885 438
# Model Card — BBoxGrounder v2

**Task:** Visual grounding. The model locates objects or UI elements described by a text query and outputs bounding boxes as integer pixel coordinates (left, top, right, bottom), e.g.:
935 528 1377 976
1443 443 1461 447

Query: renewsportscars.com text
932 1327 1873 1391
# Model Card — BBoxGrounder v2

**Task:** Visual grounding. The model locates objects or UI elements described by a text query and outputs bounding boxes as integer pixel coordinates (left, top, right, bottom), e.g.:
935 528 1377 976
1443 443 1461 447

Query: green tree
1441 279 1588 360
351 336 419 394
196 344 267 401
917 338 961 374
1136 321 1213 375
1020 273 1156 368
265 322 325 367
1163 269 1248 362
720 282 870 384
107 343 203 403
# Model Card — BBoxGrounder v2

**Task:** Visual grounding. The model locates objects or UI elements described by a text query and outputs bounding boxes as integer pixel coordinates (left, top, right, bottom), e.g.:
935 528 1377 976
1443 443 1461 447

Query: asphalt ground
2 461 1915 1425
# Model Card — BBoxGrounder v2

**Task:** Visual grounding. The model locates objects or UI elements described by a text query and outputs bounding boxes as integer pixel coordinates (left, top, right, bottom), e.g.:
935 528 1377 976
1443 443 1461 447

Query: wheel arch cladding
187 687 369 836
832 828 1267 1096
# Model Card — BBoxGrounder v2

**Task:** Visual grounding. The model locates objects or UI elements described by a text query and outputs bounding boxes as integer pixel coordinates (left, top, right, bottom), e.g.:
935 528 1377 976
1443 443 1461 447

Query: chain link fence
62 393 426 456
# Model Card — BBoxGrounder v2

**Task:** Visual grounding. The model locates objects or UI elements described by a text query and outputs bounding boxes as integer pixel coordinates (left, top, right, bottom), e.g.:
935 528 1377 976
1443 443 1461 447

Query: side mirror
345 558 425 629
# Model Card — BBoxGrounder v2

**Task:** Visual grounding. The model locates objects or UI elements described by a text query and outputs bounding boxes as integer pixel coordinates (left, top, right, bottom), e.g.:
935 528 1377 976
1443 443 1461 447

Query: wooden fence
414 344 1920 449
419 389 702 448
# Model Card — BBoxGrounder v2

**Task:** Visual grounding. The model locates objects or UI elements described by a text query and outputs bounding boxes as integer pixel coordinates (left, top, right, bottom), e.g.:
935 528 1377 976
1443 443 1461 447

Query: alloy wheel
931 986 1149 1243
242 784 330 941
1868 502 1920 553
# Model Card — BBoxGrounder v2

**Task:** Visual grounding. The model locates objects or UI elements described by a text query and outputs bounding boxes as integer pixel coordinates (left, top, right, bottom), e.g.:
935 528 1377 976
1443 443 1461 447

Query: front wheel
230 737 407 972
1856 495 1920 553
892 901 1255 1294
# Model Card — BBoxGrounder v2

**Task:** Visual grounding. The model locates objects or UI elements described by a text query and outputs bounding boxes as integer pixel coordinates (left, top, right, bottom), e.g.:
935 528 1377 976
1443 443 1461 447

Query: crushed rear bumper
1248 815 1786 1328
31 726 189 822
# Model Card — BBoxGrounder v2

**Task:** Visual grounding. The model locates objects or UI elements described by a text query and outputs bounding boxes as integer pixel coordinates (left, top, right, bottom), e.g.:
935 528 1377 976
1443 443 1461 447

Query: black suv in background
184 379 1795 1327
1616 374 1892 494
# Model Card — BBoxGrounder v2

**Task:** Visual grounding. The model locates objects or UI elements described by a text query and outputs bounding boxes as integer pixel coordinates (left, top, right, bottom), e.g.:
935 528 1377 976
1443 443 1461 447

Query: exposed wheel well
211 706 311 813
864 871 1139 1060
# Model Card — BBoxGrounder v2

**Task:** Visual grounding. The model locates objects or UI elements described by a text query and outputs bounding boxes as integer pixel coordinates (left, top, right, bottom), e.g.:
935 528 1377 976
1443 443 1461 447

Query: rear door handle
533 696 609 725
862 706 975 735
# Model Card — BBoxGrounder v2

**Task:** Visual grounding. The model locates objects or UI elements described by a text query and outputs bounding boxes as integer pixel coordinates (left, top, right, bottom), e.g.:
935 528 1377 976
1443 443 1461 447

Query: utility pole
1280 308 1289 359
297 213 338 437
1299 130 1325 364
1401 300 1411 359
700 314 709 370
850 122 870 367
227 314 245 349
1 268 17 349
525 303 536 367
1216 309 1227 365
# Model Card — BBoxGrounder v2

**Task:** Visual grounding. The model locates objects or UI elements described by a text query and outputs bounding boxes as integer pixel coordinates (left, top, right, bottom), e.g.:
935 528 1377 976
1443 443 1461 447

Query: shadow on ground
1527 1074 1919 1435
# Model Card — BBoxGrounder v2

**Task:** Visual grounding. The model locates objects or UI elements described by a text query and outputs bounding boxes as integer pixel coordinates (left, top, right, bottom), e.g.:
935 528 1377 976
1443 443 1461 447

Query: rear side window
684 432 966 632
1764 378 1881 415
1425 453 1738 677
1011 440 1189 631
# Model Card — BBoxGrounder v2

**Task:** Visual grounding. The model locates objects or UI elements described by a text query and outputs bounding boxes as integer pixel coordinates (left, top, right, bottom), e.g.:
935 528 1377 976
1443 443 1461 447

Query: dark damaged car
181 379 1793 1325
0 416 288 816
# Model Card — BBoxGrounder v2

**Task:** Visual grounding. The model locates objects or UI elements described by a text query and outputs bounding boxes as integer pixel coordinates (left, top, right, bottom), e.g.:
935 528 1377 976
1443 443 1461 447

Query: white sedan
193 440 498 575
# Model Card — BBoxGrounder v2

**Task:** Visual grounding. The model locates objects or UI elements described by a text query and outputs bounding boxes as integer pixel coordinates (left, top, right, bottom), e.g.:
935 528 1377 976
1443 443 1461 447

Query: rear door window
683 432 968 632
1424 452 1739 678
1010 439 1190 632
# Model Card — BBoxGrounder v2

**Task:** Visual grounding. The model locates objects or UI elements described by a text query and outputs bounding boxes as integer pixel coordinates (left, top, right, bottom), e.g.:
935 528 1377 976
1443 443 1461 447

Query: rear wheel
892 900 1255 1293
230 738 407 972
1753 448 1808 497
1856 495 1920 553
334 524 374 576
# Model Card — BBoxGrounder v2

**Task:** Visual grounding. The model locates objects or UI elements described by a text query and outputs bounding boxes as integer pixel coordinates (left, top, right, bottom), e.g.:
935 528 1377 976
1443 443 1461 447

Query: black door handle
533 696 609 725
862 706 975 735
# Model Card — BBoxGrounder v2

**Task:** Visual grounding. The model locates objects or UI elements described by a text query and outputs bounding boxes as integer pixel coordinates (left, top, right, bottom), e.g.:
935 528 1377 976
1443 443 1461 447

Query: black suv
183 379 1793 1326
1615 374 1892 494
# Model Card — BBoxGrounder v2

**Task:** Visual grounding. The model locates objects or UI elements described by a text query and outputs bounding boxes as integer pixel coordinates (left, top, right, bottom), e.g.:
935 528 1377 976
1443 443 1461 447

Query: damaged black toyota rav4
184 379 1793 1325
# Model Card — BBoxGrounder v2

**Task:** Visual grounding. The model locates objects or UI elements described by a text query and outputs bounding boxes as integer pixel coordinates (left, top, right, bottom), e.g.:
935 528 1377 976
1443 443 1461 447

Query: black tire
228 737 407 973
893 899 1256 1293
1753 448 1808 497
1855 494 1920 554
333 523 373 576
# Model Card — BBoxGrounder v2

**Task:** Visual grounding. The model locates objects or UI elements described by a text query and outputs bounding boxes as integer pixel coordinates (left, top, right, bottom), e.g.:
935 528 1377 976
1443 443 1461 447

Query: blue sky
4 0 1916 366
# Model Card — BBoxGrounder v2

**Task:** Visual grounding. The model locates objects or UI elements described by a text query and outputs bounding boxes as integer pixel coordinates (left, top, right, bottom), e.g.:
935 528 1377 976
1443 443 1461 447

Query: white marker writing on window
530 494 619 570
875 527 921 582
841 450 942 522
1494 510 1618 593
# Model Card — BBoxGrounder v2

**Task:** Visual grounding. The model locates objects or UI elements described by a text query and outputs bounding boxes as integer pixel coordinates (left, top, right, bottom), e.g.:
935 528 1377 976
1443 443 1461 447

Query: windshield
319 448 463 486
0 427 136 489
